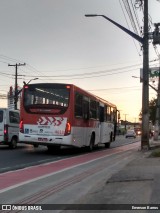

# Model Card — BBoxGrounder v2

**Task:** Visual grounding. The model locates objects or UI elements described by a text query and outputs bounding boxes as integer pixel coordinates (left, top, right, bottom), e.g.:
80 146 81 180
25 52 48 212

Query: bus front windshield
23 84 70 114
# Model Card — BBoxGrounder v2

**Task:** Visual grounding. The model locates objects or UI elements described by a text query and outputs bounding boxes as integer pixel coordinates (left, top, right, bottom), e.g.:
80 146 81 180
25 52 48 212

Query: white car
125 130 136 138
0 108 20 149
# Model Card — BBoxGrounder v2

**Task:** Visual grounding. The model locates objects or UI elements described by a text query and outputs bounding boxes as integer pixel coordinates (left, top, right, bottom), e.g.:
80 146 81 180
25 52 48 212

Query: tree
139 97 157 124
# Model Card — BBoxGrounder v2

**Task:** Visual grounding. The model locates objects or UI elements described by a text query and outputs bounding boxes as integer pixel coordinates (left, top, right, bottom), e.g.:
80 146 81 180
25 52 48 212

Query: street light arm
26 78 39 85
148 83 158 92
132 75 158 92
17 78 39 95
85 14 98 17
85 14 143 44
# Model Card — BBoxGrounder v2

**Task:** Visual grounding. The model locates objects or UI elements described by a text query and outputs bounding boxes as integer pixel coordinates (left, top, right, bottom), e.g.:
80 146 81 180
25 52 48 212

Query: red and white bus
19 83 119 151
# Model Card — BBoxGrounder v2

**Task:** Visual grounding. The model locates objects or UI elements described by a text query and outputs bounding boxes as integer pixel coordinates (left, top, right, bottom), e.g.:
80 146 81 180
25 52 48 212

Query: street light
85 14 143 43
85 3 150 150
23 77 39 85
17 78 39 96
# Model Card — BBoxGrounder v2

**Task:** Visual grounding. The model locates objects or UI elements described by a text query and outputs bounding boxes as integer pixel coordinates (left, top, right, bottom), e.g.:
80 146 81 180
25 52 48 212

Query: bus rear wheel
87 134 95 152
105 133 112 148
47 145 61 153
105 142 110 148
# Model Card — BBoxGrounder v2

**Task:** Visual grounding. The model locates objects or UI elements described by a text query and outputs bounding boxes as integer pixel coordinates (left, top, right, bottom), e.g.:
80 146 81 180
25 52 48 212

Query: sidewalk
75 139 160 212
149 136 160 149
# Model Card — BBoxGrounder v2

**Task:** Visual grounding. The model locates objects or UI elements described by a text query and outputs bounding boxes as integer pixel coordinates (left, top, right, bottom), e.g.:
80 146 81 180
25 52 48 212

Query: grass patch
150 148 160 157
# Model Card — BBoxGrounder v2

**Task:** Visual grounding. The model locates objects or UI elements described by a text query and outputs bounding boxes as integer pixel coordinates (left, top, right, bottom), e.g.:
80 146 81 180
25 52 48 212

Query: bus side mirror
118 113 120 120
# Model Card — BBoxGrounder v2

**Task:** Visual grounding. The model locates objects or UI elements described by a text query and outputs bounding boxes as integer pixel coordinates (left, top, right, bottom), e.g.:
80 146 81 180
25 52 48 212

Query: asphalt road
0 135 140 174
0 141 140 211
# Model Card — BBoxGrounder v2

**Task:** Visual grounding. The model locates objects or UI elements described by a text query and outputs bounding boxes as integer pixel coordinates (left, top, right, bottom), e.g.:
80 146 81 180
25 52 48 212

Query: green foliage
150 148 160 157
149 97 157 124
139 97 157 124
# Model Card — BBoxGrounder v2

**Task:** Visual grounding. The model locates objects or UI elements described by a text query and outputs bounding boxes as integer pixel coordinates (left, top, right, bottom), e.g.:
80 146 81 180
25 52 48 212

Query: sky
0 0 160 122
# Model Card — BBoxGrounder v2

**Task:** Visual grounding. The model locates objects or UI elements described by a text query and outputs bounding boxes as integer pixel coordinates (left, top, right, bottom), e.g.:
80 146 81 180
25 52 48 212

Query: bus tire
87 133 95 152
33 144 39 148
105 142 110 148
9 137 17 149
105 133 112 148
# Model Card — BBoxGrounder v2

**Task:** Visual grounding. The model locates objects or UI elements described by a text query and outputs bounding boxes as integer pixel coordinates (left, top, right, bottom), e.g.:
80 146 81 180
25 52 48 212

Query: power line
88 86 141 91
0 54 25 64
131 0 141 32
119 0 142 58
10 60 158 81
19 63 142 78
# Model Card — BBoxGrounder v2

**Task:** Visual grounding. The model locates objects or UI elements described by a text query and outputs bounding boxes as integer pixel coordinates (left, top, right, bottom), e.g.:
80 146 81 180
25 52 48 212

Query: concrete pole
154 62 160 140
141 0 150 149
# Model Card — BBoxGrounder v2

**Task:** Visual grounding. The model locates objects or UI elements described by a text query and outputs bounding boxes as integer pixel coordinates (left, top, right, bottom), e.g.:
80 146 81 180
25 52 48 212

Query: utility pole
152 23 160 140
8 63 26 110
85 0 150 150
141 0 150 149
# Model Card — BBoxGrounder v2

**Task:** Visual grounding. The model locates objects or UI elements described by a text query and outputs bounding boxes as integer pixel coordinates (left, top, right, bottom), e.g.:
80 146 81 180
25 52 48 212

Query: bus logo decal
25 128 29 134
37 116 65 126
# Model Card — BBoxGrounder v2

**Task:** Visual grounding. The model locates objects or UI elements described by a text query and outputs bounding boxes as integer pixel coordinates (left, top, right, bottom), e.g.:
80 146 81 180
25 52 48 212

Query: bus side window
111 111 113 122
75 92 83 117
99 106 104 122
107 106 111 121
96 102 100 120
90 100 98 119
113 109 117 122
83 97 89 120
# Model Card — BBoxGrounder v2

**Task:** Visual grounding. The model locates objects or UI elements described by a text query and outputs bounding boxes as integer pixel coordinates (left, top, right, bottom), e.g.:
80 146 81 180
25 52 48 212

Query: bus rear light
64 121 71 135
20 120 24 133
4 124 8 141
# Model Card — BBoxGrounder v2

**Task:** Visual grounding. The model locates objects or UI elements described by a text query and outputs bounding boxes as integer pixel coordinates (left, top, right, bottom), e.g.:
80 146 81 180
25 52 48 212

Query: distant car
125 130 136 138
136 130 141 135
135 129 141 135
